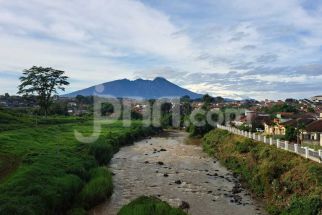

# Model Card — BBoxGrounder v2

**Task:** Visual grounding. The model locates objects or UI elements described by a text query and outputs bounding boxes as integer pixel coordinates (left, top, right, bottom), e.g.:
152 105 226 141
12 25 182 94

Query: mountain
63 77 203 99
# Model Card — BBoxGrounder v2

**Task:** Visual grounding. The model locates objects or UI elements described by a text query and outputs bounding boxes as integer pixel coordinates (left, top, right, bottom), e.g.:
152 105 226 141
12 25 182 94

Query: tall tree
202 94 214 110
18 66 69 117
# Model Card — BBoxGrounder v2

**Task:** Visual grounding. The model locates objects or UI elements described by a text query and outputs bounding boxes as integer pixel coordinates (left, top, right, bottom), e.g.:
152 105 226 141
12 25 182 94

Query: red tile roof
282 118 315 127
305 120 322 132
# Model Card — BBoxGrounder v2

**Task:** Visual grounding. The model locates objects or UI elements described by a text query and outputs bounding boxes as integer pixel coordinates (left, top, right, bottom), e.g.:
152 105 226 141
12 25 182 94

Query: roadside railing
217 124 322 164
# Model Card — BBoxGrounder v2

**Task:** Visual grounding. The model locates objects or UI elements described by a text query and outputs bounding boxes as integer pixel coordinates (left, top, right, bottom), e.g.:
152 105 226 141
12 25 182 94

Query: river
91 130 266 215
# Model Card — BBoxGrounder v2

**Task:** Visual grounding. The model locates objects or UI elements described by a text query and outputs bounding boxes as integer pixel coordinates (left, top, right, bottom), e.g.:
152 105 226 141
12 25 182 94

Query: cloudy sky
0 0 322 99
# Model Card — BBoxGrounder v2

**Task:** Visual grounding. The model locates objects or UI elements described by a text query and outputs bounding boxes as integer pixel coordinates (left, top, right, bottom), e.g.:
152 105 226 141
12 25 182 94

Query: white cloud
0 0 322 99
0 0 205 93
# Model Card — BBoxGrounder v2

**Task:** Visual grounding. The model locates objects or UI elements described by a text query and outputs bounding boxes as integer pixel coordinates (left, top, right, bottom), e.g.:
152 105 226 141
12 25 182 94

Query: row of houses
233 111 322 146
264 113 322 145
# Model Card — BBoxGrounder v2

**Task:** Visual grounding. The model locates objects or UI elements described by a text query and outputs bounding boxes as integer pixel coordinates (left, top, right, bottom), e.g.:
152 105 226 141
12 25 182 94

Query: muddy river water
92 131 266 215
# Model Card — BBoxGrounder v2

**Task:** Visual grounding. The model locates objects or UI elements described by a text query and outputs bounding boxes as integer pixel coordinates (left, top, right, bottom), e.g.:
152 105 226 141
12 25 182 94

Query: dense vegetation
0 116 160 214
203 129 322 215
262 103 299 114
118 196 187 215
185 94 220 137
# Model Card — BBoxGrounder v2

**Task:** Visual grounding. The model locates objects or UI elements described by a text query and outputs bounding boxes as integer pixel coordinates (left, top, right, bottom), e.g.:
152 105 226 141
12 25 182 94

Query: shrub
286 195 322 215
67 207 87 215
78 167 113 210
234 139 254 153
118 196 187 215
89 142 114 165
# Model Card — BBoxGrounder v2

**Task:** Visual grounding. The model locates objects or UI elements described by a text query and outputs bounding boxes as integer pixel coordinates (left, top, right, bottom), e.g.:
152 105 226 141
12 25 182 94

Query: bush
235 139 254 153
67 207 87 215
89 142 114 165
118 196 187 215
286 196 322 215
78 167 113 210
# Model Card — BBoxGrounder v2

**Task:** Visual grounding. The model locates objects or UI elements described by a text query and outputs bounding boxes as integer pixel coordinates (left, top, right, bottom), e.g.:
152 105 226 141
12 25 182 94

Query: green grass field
118 196 187 215
0 116 160 214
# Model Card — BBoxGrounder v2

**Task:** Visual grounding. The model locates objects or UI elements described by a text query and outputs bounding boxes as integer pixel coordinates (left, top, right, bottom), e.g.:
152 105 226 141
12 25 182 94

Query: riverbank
92 130 266 215
0 120 160 214
203 129 322 215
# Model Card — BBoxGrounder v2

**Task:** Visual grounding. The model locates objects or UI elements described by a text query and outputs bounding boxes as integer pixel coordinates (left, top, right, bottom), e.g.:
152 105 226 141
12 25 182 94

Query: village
1 93 322 148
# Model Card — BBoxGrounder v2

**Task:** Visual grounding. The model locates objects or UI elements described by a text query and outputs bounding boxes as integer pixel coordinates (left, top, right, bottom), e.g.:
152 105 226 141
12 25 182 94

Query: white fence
217 124 322 164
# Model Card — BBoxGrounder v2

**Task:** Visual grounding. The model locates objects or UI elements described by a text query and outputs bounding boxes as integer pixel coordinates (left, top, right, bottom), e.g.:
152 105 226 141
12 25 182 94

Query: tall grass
203 129 322 215
78 167 113 209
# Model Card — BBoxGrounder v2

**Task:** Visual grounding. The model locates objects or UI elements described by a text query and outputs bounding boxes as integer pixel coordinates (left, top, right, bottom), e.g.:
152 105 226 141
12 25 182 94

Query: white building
311 95 322 103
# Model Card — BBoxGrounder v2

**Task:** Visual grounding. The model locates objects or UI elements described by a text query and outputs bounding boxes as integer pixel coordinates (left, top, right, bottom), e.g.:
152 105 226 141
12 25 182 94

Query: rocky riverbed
91 130 266 215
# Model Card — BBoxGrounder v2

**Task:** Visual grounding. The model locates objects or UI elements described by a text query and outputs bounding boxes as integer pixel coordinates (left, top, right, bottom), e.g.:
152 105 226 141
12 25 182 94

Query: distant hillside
64 77 203 99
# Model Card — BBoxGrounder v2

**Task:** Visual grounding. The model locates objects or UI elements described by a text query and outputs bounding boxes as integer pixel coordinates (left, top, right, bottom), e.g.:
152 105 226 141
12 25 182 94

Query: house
264 114 316 136
300 113 322 146
276 112 294 123
264 120 288 135
236 110 270 131
232 114 247 126
68 102 77 107
311 95 322 104
0 101 8 107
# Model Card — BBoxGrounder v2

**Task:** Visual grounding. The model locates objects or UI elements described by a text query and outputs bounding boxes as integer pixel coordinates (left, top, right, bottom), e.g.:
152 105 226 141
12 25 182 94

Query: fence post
276 139 280 148
249 132 252 138
269 137 273 145
253 133 256 140
284 141 289 151
258 134 261 141
305 147 309 159
294 144 298 153
305 147 309 158
318 150 322 158
263 136 267 144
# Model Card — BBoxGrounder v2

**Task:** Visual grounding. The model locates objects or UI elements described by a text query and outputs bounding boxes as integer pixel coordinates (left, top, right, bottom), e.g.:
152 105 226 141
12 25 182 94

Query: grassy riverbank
118 196 187 215
203 129 322 215
0 120 160 214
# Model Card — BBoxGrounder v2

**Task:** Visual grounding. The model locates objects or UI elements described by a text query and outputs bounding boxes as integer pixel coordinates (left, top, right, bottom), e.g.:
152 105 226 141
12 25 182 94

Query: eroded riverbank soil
91 131 266 215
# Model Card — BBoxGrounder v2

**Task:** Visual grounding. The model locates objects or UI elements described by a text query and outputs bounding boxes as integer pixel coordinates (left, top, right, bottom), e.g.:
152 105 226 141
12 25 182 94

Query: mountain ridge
63 77 203 99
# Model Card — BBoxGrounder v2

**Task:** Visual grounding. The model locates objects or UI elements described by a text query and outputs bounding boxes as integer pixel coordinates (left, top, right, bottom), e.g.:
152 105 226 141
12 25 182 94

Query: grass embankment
118 196 187 215
203 129 322 215
0 120 160 214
